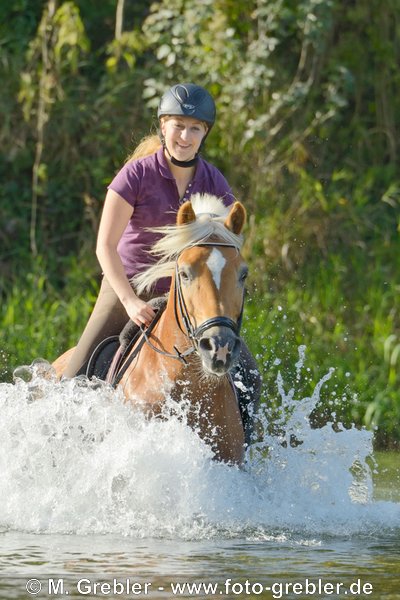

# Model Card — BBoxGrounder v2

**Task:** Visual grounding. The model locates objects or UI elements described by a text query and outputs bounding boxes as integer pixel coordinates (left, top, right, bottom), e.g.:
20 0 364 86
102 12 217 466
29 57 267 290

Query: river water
0 357 399 599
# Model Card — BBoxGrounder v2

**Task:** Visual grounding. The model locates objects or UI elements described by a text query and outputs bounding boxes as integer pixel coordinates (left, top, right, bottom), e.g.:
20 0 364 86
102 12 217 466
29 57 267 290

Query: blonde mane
133 193 243 294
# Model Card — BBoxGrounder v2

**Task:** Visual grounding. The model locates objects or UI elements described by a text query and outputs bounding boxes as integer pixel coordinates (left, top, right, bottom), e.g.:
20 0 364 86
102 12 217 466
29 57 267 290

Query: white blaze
206 248 226 290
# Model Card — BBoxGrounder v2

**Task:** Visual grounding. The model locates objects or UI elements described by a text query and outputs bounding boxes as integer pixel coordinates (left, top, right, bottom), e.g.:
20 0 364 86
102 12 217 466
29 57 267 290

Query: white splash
0 354 399 540
206 248 226 290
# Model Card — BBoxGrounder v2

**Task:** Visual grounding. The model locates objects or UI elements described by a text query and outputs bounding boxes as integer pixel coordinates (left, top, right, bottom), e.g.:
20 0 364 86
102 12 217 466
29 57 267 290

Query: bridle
112 241 245 386
141 242 245 365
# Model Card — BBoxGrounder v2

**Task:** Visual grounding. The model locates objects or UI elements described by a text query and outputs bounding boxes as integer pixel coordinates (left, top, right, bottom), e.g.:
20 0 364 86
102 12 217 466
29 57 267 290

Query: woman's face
161 116 208 162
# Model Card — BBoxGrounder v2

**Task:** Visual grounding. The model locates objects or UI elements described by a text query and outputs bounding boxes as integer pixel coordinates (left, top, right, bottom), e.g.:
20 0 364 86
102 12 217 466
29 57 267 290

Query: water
1 355 399 599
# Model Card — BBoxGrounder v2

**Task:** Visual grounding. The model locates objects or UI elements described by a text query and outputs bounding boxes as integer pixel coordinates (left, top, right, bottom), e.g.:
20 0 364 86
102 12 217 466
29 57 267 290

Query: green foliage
244 238 400 447
0 256 98 382
139 0 348 208
1 0 399 447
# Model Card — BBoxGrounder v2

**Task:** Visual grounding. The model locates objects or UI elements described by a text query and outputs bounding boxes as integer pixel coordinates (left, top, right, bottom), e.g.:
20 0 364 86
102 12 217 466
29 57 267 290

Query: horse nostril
199 337 213 352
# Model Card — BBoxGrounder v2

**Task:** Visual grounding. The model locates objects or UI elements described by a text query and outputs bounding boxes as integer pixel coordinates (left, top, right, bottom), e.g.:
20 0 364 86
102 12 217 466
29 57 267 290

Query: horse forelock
190 193 231 218
132 194 243 294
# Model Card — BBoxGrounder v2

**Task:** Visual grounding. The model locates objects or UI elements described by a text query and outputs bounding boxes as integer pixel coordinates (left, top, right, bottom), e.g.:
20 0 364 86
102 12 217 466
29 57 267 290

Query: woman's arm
96 189 155 327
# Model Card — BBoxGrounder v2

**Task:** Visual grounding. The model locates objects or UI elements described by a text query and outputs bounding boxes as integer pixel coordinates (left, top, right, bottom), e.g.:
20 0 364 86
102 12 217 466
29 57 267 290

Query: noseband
142 242 244 365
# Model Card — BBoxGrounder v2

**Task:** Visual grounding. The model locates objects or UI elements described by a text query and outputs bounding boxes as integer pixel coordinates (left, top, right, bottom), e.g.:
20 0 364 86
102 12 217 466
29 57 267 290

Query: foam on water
1 352 399 541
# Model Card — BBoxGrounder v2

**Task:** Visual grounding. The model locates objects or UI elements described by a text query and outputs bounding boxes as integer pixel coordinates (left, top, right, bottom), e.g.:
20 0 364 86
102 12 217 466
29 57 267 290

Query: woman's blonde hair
126 134 162 162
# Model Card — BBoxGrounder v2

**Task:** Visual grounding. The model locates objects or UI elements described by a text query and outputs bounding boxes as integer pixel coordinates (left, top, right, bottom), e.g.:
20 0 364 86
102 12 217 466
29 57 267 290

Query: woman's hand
124 296 156 328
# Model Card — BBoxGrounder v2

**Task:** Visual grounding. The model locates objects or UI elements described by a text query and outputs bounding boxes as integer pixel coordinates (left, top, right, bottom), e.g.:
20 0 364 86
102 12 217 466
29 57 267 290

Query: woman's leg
233 341 262 446
63 277 129 377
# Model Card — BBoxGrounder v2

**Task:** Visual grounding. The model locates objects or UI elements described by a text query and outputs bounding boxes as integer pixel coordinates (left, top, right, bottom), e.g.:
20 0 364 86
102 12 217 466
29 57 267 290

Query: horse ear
177 201 196 225
224 201 246 234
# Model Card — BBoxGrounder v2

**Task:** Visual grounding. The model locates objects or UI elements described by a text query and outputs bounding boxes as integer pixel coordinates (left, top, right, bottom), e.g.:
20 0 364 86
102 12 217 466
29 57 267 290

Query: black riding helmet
157 83 216 167
158 83 216 127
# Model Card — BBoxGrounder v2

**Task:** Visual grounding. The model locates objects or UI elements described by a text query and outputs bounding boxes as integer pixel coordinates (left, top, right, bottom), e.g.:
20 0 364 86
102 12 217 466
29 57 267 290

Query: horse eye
239 268 248 284
179 269 191 283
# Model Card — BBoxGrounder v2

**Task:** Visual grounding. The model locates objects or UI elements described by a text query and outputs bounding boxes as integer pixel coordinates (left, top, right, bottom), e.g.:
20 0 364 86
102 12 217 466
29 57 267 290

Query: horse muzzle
197 325 241 376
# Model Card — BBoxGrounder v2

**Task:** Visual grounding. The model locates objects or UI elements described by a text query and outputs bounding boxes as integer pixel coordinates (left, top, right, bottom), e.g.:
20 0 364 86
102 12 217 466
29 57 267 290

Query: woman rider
63 83 235 378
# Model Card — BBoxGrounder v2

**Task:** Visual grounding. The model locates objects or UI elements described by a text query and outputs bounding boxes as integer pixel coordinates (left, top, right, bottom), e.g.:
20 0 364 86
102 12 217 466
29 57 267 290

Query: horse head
176 200 248 376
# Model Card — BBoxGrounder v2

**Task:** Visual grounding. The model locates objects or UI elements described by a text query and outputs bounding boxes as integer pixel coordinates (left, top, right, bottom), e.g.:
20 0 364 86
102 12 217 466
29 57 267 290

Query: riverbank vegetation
1 0 399 448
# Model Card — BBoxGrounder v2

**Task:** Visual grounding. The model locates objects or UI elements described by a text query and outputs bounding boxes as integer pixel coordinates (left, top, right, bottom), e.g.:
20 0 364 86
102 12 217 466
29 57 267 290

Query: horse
53 194 260 464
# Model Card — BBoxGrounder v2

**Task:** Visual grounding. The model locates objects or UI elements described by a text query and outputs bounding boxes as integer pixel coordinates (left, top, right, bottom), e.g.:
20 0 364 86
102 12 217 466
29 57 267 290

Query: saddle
81 297 167 386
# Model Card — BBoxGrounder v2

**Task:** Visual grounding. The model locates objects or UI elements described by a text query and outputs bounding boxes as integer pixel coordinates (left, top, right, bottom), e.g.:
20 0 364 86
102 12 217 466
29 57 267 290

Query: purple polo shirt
108 147 234 293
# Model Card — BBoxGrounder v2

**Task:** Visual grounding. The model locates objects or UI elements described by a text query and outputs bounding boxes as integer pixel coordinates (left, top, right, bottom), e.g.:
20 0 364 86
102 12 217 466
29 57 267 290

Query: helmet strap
161 138 201 168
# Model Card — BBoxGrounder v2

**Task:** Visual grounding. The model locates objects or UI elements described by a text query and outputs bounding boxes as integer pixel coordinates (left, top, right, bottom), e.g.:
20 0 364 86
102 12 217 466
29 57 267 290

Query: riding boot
231 341 262 447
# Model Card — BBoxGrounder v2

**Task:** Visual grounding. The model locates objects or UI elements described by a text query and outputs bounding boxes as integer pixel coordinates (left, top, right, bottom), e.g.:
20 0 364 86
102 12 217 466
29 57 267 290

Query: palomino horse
54 194 259 464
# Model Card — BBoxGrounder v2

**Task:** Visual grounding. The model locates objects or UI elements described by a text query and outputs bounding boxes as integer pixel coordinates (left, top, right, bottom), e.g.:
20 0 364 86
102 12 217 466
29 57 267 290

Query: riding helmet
157 83 216 128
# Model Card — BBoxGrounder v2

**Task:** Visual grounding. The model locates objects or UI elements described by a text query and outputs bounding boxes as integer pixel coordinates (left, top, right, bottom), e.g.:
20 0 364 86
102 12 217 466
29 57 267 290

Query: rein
112 241 244 384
